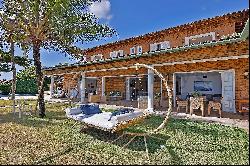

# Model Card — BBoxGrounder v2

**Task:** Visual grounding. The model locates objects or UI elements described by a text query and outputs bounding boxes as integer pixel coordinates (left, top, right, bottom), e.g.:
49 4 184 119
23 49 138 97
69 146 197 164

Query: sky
0 0 249 80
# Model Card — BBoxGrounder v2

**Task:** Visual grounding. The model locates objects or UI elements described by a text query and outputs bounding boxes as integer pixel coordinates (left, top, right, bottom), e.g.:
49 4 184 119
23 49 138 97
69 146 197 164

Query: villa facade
43 9 249 115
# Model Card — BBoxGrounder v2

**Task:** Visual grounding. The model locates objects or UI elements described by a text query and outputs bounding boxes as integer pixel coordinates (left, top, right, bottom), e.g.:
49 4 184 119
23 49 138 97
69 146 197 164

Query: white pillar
50 76 54 98
148 69 154 112
101 77 105 96
126 77 130 100
80 72 86 103
173 73 176 107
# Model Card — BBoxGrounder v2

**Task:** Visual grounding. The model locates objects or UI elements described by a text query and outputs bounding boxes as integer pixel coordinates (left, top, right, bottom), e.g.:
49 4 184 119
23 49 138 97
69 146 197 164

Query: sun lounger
65 104 146 132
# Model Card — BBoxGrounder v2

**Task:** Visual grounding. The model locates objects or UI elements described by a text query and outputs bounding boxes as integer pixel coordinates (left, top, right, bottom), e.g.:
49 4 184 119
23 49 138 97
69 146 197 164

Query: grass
0 100 249 165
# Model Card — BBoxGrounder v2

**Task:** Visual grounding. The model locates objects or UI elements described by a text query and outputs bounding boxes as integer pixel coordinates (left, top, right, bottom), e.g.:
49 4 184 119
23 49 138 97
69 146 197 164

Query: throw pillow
80 104 102 115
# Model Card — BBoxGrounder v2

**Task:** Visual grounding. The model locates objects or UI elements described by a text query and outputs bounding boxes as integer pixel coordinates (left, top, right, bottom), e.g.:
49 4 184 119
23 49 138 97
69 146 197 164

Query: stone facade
83 9 249 61
44 9 249 113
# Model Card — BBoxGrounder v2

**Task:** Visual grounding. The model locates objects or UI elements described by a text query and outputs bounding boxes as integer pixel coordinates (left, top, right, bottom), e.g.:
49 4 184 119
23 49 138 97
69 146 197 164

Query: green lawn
0 101 249 165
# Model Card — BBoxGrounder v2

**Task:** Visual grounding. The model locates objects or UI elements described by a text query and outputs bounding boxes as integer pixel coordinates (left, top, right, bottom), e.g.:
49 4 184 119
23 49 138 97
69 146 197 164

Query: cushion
80 104 102 115
82 112 116 130
81 111 144 130
66 113 93 121
108 108 134 121
65 107 82 115
115 111 144 123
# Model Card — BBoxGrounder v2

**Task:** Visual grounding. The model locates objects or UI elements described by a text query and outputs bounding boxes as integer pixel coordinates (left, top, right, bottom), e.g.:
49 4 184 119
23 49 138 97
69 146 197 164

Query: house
43 9 249 116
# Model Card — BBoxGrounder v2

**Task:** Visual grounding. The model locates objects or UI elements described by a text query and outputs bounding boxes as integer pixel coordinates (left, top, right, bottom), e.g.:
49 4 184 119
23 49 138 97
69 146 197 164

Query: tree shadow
32 146 74 165
79 115 171 154
167 117 245 139
0 104 68 128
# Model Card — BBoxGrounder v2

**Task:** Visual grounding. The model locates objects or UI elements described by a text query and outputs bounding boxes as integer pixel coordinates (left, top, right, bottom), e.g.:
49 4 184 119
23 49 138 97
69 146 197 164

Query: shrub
16 79 38 94
0 83 11 95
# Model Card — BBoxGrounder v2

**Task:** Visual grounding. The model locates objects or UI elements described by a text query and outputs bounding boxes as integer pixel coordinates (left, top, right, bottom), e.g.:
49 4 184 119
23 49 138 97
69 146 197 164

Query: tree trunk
10 39 16 115
33 42 45 118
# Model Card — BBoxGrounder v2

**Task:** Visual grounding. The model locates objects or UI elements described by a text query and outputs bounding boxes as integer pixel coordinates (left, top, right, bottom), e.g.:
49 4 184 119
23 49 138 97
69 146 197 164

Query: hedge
15 79 38 94
0 83 11 95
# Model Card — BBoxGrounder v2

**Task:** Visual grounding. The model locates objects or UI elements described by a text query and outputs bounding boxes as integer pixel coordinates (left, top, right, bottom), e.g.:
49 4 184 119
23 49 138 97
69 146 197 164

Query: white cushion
81 112 116 130
65 107 82 115
66 113 93 121
81 111 144 130
114 111 144 123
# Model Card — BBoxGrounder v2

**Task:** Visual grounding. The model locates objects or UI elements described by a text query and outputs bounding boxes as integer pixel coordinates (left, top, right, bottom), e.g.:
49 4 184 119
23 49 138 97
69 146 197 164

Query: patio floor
1 93 248 132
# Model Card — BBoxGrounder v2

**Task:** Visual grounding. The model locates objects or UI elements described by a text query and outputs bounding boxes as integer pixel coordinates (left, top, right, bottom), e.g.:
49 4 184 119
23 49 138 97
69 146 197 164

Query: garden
0 101 249 165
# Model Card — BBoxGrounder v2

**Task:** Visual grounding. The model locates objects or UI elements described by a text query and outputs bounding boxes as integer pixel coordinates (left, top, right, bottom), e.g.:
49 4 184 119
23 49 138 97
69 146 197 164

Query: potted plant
154 92 161 107
191 90 201 98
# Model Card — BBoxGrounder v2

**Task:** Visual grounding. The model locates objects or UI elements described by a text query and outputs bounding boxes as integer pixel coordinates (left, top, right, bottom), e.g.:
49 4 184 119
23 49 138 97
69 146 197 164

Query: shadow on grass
32 147 74 165
78 116 169 154
78 115 243 155
0 103 68 128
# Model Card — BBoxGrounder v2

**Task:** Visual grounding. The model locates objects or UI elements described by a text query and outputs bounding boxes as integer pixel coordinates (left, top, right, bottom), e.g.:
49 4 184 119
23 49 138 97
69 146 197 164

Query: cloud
89 0 112 20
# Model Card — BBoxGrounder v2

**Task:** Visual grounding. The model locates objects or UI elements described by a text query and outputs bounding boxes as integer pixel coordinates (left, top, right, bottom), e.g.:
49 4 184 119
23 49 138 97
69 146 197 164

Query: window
91 54 103 61
110 50 124 59
137 46 142 54
156 43 161 51
150 41 170 52
110 51 117 59
130 47 136 55
185 32 216 45
117 50 124 57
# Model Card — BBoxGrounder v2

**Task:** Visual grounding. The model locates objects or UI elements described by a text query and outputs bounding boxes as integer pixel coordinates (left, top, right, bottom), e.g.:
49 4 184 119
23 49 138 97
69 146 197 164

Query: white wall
180 72 221 99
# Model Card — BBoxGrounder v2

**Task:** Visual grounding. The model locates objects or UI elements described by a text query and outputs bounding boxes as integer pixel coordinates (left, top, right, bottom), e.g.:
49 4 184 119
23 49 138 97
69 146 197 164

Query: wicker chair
190 96 206 116
208 97 222 118
176 96 189 113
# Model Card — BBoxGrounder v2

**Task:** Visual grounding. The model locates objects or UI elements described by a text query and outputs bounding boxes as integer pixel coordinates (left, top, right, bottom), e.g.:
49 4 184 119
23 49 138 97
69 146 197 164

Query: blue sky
0 0 249 80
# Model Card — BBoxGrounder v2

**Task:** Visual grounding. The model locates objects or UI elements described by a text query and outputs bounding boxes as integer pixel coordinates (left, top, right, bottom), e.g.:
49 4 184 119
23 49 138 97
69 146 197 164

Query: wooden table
237 99 249 113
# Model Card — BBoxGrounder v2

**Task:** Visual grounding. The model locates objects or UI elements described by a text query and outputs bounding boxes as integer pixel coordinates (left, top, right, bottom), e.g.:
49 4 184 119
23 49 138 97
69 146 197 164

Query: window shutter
110 51 117 59
161 41 170 49
114 51 118 58
137 46 142 54
150 43 157 52
97 54 103 60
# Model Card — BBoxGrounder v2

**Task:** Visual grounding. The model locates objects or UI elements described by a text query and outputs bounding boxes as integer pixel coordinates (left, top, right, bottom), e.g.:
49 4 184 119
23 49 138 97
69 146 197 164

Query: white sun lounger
65 106 145 132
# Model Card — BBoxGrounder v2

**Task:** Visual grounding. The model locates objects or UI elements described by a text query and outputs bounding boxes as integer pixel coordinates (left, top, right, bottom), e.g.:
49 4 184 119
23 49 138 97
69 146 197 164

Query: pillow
108 108 134 121
80 104 102 115
65 107 82 115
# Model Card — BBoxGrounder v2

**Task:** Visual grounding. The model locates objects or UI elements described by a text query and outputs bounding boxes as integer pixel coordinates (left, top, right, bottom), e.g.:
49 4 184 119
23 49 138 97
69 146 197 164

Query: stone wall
83 9 249 60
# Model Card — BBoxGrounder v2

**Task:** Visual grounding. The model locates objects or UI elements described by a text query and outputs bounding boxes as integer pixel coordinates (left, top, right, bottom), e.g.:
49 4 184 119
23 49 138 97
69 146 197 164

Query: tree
0 11 31 115
0 0 116 118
